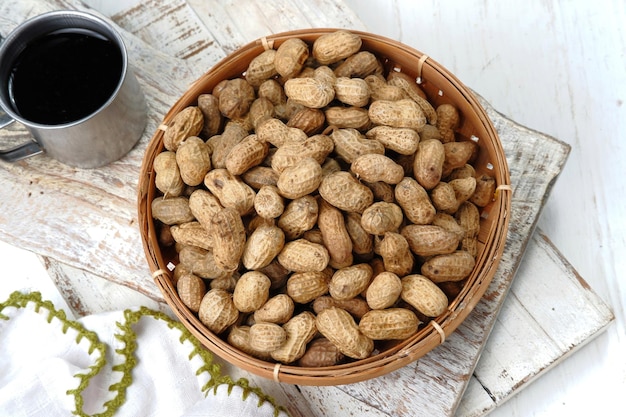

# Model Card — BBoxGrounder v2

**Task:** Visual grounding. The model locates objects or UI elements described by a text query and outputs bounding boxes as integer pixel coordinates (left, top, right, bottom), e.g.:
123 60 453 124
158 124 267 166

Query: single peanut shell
176 136 212 186
369 99 426 131
470 174 496 207
287 270 330 303
177 273 206 313
413 139 445 190
329 263 373 301
312 30 362 65
365 125 420 155
254 185 285 219
275 37 309 79
394 177 436 225
330 128 385 164
198 289 239 334
245 49 278 87
318 199 353 269
233 271 272 313
227 326 273 361
351 153 404 184
242 225 285 270
225 134 269 176
277 195 319 240
188 189 223 231
218 78 255 119
276 157 323 199
366 271 403 310
431 181 460 214
256 117 307 148
318 171 374 213
258 79 287 106
359 308 420 340
316 307 374 360
209 207 246 272
360 202 404 235
442 140 478 176
249 322 287 353
284 77 335 109
254 294 295 324
401 224 460 257
334 51 382 78
163 106 204 151
333 77 371 107
450 176 477 206
298 337 345 367
170 221 213 250
421 250 476 283
278 239 330 273
241 166 280 190
401 274 449 317
436 103 460 143
377 232 414 277
287 107 326 135
151 197 194 225
324 106 370 130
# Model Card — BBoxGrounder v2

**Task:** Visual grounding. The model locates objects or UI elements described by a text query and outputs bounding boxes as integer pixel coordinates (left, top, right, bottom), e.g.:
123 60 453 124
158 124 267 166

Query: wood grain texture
457 231 614 417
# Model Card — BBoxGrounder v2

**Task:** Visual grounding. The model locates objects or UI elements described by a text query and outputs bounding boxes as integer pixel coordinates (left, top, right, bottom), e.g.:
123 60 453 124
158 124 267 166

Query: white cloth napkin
0 291 290 417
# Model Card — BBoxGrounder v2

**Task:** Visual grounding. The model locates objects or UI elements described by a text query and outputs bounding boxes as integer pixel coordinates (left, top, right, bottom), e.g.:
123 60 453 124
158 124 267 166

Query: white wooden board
456 230 614 416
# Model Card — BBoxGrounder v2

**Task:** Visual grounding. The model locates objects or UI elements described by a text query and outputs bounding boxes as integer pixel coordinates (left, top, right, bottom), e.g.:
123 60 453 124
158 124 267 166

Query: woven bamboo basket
138 29 511 386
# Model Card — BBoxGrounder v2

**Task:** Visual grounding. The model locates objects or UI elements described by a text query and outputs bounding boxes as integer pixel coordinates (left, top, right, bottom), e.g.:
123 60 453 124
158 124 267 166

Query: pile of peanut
151 30 497 366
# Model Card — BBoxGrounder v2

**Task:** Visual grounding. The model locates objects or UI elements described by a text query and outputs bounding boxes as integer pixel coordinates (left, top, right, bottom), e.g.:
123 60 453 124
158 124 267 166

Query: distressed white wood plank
457 230 614 417
298 385 391 417
41 256 168 317
185 0 365 55
110 0 227 70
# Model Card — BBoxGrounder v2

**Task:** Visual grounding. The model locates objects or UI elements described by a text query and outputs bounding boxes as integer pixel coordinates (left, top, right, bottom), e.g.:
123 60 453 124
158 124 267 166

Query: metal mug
0 10 147 168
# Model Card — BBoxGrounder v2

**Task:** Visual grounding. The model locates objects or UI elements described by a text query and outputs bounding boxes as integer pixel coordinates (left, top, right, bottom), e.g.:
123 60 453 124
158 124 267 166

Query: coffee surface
9 29 123 125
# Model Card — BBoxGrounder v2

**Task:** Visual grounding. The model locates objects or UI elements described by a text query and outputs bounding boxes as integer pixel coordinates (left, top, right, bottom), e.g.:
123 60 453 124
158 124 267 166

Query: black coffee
8 28 123 125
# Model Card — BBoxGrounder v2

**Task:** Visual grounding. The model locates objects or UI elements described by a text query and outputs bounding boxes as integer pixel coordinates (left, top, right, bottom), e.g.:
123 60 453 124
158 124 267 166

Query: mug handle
0 35 44 162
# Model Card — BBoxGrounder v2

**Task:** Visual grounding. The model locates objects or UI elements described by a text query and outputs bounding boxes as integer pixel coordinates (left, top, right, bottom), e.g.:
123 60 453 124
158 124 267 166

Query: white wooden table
0 1 622 416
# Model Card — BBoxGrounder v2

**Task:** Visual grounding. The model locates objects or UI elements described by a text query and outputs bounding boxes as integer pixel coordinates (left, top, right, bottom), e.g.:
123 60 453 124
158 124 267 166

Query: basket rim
137 28 512 386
